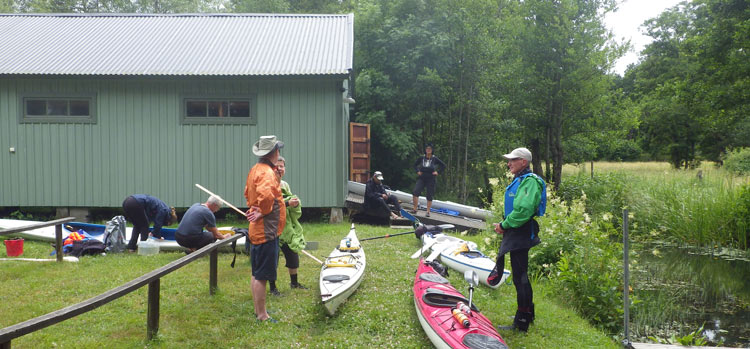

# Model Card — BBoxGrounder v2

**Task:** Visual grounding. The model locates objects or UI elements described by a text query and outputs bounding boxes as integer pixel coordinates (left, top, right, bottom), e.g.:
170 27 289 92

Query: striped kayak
0 218 238 252
416 231 510 289
414 259 508 349
319 224 366 316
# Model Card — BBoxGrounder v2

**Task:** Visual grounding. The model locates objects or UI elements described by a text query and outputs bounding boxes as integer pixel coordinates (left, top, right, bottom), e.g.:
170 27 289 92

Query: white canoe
319 224 366 316
0 218 241 252
417 232 509 288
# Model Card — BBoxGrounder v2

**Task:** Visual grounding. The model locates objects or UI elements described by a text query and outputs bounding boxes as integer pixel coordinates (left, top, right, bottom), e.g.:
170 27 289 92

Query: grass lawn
1 222 618 348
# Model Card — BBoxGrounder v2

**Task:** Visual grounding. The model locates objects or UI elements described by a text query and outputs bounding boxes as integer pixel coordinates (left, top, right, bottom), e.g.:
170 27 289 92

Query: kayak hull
320 224 366 315
413 259 507 349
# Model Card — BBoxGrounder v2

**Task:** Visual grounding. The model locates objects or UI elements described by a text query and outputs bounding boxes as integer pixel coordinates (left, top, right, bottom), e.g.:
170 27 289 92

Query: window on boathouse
20 95 96 123
181 96 256 125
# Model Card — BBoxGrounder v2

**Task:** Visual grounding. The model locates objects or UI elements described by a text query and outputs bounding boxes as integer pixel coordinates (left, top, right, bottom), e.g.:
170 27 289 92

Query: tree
495 0 624 188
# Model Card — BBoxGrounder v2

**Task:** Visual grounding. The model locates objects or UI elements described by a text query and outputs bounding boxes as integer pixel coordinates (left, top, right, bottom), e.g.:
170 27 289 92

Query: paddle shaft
195 183 325 265
195 184 246 216
360 230 415 241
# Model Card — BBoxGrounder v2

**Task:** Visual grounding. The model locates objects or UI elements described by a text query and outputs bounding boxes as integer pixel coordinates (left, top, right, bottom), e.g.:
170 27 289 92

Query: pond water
631 243 750 347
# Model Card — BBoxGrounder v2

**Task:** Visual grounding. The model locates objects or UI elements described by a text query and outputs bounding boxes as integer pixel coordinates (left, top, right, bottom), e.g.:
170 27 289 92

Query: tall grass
562 162 750 250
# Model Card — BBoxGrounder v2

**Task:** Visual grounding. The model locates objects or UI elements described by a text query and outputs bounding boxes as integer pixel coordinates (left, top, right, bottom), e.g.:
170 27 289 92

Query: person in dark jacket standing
411 143 446 217
487 147 547 332
121 194 177 252
364 171 401 220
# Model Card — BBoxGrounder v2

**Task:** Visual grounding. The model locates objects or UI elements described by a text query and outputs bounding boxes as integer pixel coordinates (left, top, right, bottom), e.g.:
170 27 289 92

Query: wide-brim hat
253 135 284 157
503 147 532 161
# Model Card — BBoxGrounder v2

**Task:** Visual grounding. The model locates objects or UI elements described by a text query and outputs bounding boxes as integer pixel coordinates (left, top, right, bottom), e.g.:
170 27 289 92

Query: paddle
194 183 324 265
359 230 417 242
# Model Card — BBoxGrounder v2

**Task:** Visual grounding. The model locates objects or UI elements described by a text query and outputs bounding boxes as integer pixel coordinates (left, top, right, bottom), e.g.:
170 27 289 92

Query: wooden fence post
147 279 160 340
55 224 63 262
210 249 218 295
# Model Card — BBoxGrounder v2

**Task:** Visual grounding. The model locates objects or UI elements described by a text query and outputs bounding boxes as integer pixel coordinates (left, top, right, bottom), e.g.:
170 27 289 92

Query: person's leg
251 239 279 320
251 276 269 320
281 243 304 288
425 178 436 216
412 178 425 212
123 196 149 251
386 195 402 215
509 248 533 331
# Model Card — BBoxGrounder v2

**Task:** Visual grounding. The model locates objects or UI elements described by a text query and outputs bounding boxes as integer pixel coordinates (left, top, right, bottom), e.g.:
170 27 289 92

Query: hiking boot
498 310 532 332
426 212 430 217
270 288 281 296
290 283 308 290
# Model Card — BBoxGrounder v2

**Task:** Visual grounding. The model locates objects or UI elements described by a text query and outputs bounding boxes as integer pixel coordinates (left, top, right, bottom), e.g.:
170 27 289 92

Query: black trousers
368 195 402 218
122 196 150 251
499 248 533 311
413 176 436 201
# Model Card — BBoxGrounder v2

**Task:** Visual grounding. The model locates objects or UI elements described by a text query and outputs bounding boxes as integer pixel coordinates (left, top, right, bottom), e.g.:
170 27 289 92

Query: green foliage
557 172 628 221
723 147 750 175
648 324 709 346
9 210 33 220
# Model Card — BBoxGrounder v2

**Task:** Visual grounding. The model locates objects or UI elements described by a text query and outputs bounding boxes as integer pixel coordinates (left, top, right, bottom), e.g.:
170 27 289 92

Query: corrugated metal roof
0 13 353 76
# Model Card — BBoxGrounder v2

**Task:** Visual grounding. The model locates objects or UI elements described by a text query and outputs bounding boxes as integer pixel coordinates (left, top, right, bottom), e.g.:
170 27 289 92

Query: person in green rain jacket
268 156 307 295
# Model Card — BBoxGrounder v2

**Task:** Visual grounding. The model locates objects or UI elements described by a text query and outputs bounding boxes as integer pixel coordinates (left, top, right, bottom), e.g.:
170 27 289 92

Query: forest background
2 0 748 206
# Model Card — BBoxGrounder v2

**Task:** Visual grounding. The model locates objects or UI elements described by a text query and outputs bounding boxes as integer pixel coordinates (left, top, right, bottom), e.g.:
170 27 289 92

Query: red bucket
4 238 24 257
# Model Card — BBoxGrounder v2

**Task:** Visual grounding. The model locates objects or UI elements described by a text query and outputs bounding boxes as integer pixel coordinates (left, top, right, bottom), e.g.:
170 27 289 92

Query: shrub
723 147 750 175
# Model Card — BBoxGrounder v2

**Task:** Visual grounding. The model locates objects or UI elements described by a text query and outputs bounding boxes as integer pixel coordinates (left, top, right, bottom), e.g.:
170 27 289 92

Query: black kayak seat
322 275 350 283
419 272 449 284
463 333 508 349
422 287 479 312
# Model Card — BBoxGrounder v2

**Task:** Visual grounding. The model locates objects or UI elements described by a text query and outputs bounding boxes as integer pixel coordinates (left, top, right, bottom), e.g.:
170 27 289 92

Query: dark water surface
632 243 750 347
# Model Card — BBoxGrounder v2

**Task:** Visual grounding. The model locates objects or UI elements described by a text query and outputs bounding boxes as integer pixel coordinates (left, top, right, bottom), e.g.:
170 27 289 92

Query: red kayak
413 259 508 349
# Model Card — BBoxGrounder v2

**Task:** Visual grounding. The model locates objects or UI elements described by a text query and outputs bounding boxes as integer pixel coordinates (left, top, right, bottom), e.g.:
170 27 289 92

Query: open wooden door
349 122 370 183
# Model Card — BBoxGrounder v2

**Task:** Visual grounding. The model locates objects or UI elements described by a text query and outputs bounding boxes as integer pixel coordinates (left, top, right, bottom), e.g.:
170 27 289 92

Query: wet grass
1 222 618 348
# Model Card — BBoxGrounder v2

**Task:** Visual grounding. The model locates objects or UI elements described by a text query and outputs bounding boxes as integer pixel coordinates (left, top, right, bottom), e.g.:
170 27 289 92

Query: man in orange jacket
245 135 287 323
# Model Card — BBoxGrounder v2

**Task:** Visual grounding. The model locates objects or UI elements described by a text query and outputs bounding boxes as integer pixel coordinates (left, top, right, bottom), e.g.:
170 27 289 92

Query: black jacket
364 178 387 209
413 155 446 178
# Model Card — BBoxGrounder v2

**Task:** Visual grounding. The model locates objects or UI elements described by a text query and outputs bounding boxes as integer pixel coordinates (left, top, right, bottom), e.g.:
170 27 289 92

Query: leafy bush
723 147 750 175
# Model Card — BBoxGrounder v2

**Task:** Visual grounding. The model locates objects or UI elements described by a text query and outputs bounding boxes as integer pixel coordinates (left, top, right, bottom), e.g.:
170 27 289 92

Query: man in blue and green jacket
488 147 547 332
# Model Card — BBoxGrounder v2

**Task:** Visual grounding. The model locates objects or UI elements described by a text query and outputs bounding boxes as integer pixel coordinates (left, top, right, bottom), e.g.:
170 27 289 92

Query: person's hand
289 197 300 207
417 171 422 176
246 206 262 222
494 223 505 234
432 171 438 176
221 233 231 239
381 193 388 200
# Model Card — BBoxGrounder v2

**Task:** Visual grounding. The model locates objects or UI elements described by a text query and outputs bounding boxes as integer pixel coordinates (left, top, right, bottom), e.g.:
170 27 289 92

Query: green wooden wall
0 76 349 208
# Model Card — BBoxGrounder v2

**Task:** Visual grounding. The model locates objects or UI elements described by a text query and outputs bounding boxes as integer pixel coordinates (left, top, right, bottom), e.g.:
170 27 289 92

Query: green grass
1 223 618 348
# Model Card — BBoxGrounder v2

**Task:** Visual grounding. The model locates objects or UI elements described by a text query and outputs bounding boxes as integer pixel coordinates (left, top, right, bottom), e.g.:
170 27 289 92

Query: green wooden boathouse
0 13 354 214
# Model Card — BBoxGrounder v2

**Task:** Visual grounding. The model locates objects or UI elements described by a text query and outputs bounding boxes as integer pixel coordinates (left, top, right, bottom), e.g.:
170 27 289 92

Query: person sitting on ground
175 196 230 253
364 171 402 220
268 156 307 296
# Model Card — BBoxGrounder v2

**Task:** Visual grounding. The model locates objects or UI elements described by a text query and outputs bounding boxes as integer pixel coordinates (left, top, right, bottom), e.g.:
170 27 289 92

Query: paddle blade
425 249 441 263
400 209 419 224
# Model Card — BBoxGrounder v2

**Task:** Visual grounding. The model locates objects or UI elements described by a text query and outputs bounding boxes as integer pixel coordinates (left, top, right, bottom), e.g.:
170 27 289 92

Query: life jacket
63 231 85 246
504 172 547 218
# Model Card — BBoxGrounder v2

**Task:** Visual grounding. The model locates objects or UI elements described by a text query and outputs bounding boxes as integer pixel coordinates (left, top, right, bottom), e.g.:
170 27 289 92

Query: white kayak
0 218 240 252
319 224 366 316
414 232 509 288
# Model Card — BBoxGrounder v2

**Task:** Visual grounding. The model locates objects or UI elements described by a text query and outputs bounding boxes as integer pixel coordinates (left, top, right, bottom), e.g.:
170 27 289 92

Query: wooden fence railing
0 233 243 348
0 217 76 262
